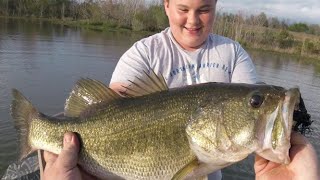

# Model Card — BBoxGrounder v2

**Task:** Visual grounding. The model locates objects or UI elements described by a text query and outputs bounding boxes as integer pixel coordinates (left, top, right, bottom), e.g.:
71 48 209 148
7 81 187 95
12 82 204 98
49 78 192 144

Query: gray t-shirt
110 27 259 87
110 28 259 179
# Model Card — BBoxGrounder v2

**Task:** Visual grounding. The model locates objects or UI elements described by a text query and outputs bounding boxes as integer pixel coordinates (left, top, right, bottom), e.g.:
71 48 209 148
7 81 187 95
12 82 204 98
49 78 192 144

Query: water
0 18 319 179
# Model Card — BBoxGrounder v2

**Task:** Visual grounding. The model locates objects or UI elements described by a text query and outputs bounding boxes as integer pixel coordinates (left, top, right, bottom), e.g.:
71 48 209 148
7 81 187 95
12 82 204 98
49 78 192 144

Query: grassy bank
1 14 320 62
60 17 320 62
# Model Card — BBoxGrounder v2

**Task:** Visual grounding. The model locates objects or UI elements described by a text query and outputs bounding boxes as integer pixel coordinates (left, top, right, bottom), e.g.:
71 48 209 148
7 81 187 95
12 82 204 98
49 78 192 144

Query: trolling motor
293 95 313 135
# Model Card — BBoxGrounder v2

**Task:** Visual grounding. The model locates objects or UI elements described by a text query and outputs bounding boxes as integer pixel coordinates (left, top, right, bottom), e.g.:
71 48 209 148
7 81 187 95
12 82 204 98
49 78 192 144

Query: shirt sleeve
109 41 150 85
231 43 259 84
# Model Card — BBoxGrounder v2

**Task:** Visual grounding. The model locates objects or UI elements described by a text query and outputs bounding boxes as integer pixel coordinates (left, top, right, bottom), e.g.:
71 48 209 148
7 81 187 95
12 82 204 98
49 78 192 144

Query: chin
181 42 202 50
187 39 205 47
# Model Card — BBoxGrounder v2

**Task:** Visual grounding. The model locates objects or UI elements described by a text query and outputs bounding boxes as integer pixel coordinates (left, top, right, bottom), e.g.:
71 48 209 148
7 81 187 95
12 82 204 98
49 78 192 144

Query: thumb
56 132 80 171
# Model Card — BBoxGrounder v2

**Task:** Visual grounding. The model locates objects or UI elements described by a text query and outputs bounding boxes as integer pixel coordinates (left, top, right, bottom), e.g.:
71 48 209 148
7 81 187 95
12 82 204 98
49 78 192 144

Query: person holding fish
39 0 319 179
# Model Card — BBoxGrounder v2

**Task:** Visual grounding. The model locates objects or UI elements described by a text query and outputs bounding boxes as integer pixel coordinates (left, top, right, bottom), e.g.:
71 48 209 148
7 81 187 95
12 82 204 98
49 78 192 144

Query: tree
279 20 289 29
288 23 309 33
269 17 280 29
276 30 294 48
0 0 9 15
256 12 268 27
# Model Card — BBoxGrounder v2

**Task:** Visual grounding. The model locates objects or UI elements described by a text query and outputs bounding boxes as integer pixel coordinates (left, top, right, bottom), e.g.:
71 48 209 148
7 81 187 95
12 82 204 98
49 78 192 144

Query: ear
164 0 169 16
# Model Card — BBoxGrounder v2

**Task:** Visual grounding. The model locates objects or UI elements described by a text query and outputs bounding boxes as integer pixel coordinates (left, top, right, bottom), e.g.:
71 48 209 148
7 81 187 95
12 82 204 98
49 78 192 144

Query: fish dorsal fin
124 70 168 97
64 78 121 117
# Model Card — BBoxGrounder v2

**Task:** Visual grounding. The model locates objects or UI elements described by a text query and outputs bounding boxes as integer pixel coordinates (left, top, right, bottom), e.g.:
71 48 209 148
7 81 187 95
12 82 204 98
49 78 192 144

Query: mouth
274 88 300 164
185 27 202 34
282 88 300 133
258 88 301 164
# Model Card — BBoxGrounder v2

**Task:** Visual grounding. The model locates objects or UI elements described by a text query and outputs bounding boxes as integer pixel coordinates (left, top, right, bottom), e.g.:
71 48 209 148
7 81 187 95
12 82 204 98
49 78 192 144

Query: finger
290 132 308 145
254 154 266 164
254 154 268 167
254 154 268 172
56 132 80 171
43 150 58 167
290 132 316 160
80 168 98 180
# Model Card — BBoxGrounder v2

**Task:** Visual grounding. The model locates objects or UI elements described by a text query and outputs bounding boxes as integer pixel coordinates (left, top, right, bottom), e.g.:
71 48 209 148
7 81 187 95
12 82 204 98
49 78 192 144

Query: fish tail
11 89 38 160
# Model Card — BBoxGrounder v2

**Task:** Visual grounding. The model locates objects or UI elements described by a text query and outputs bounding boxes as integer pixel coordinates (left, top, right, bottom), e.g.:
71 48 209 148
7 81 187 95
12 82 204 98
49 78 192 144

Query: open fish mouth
259 87 300 164
275 88 300 164
279 88 301 163
282 88 301 135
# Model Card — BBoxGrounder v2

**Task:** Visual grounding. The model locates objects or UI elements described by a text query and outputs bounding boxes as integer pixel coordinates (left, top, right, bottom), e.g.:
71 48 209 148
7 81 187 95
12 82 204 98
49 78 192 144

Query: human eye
177 5 189 13
199 9 209 14
199 7 212 14
178 8 188 13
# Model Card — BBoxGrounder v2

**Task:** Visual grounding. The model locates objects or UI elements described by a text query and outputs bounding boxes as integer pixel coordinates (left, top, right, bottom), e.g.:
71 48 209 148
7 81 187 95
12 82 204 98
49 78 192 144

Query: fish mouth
282 88 301 136
279 88 300 163
258 88 300 164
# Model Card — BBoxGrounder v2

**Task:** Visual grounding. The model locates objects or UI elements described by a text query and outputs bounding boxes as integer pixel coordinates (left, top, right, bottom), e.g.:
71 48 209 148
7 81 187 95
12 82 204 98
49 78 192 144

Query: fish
10 71 300 180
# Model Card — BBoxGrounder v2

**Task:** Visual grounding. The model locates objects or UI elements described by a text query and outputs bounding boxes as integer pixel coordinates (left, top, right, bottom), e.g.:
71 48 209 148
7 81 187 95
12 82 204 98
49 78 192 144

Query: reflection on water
0 18 319 179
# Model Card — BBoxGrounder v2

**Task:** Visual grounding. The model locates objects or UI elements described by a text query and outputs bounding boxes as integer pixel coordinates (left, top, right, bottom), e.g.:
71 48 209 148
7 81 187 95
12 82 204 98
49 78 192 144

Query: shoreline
1 16 319 63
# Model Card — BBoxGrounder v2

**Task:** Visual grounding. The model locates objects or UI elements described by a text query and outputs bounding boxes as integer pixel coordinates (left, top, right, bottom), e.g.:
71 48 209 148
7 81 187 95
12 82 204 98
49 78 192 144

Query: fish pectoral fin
172 159 199 180
64 78 121 117
172 159 213 180
123 69 168 97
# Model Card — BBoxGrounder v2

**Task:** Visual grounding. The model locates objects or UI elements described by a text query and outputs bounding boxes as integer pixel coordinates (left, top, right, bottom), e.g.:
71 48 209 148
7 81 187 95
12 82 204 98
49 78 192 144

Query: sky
217 0 320 25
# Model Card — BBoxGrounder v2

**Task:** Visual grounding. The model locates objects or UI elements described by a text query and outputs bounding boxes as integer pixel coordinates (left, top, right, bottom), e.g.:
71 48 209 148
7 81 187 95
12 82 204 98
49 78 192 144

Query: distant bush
288 23 309 33
104 20 117 28
276 30 294 49
132 5 168 32
149 5 168 30
132 12 146 31
89 21 103 26
242 31 256 44
260 29 276 45
303 39 320 54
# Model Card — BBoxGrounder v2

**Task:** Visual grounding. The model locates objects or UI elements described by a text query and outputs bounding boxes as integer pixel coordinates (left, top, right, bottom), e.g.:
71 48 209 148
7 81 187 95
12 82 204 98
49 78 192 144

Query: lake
0 18 319 179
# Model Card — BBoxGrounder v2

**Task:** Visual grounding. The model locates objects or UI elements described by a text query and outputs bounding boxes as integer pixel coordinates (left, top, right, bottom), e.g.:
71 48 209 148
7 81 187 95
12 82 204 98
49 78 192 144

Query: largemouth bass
11 71 300 180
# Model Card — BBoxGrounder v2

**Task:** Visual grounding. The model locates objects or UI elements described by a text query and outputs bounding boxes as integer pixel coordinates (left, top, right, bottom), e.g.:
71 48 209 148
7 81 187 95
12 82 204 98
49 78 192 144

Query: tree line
214 12 320 59
0 0 319 59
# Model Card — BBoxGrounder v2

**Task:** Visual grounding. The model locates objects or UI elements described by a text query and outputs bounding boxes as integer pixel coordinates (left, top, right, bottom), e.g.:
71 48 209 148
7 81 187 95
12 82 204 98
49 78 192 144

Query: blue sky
217 0 320 25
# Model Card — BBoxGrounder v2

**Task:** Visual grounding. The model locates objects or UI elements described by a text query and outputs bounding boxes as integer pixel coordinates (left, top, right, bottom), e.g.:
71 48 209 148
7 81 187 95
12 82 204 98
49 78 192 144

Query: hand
43 132 97 180
109 82 128 96
254 132 319 180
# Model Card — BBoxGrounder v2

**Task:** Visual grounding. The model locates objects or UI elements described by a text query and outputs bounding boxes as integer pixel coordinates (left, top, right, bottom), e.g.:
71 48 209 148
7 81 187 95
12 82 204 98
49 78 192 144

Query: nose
187 11 200 26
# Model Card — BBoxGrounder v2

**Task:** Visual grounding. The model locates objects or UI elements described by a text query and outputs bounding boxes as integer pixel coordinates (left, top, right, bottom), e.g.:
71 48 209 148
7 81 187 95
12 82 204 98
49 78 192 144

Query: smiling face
164 0 217 51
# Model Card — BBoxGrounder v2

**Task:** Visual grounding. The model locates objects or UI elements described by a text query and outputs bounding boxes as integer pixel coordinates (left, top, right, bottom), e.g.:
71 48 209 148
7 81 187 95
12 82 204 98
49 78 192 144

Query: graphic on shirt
168 62 229 84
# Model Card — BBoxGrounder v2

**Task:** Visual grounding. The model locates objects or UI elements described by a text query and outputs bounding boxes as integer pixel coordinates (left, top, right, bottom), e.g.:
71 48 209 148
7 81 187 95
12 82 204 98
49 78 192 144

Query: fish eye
250 92 264 108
